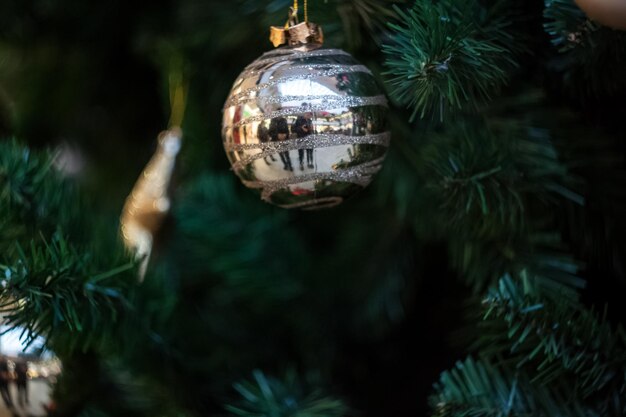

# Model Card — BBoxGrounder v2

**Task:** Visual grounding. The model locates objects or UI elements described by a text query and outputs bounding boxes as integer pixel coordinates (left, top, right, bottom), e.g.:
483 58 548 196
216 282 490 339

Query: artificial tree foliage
1 0 625 416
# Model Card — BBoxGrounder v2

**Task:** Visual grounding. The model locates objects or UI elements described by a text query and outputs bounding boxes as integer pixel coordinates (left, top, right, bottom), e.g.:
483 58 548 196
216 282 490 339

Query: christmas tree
1 0 625 416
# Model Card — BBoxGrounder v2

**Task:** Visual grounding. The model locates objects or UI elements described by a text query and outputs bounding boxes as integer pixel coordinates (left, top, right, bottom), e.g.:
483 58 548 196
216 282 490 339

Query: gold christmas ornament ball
221 44 390 209
575 0 626 30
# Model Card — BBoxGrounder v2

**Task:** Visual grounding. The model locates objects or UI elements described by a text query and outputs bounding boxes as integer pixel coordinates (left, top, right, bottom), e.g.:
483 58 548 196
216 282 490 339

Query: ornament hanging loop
287 6 299 26
270 1 322 48
167 52 188 129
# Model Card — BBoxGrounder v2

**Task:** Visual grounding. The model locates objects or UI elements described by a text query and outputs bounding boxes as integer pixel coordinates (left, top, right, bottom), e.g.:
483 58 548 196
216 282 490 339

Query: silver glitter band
241 156 386 202
227 132 391 171
226 132 390 151
245 49 351 69
239 63 369 81
279 196 344 210
227 65 372 105
224 100 387 130
225 93 388 110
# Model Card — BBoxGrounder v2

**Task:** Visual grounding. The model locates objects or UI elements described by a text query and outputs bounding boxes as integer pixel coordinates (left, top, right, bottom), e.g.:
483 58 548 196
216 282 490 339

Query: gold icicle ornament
120 127 182 280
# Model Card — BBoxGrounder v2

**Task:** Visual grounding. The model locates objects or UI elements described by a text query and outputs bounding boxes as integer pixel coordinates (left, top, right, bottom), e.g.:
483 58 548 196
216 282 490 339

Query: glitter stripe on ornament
242 156 386 202
244 49 351 69
225 93 387 109
225 132 390 151
227 65 372 104
279 196 344 210
238 63 371 80
224 102 386 130
227 132 391 171
254 48 350 61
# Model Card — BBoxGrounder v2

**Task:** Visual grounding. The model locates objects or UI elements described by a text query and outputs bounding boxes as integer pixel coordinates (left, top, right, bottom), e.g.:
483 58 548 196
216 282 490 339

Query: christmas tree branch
224 370 348 417
477 274 626 409
0 233 136 351
0 139 77 251
449 233 585 296
383 0 519 121
0 139 141 352
430 357 597 417
418 119 581 240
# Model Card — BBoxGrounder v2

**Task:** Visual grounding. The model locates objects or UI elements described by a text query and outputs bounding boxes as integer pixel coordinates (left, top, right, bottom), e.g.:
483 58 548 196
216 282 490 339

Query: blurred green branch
430 357 598 417
0 139 77 251
225 370 348 417
418 119 581 240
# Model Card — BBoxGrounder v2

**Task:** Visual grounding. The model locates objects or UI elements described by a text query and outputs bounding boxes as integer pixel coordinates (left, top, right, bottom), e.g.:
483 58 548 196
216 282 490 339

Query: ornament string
168 53 188 129
287 0 308 25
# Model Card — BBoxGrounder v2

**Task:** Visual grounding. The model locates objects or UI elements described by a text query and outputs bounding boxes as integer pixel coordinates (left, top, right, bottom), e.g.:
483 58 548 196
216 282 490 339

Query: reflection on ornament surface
0 325 60 416
222 45 390 209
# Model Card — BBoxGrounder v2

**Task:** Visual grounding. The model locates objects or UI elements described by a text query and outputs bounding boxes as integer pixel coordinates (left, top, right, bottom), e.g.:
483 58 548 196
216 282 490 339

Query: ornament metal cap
269 7 323 48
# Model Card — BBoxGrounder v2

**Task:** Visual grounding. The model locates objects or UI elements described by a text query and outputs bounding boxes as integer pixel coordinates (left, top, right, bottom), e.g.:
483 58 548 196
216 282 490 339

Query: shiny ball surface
222 45 390 209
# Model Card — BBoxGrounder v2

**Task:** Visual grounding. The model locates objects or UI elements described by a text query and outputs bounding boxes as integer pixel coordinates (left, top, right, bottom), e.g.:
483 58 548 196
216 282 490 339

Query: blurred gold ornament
575 0 626 30
120 128 182 279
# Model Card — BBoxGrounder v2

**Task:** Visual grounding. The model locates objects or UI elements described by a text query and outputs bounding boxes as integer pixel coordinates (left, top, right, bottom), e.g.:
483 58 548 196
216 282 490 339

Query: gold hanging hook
269 0 321 48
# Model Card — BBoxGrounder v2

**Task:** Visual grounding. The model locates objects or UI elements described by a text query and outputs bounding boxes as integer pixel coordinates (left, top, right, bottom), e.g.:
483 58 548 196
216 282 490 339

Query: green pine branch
430 357 597 417
0 232 136 351
0 139 77 251
449 233 585 295
0 139 140 352
224 370 348 417
477 274 626 409
383 0 520 121
418 119 581 240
